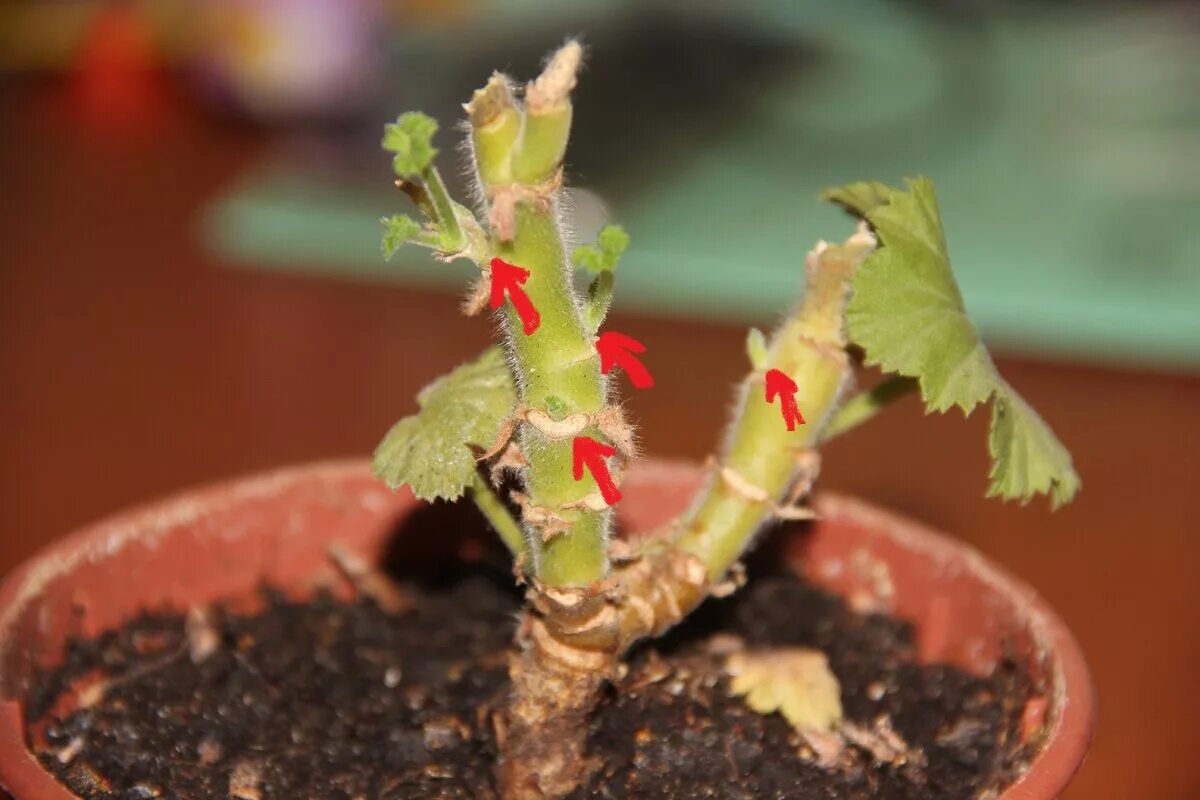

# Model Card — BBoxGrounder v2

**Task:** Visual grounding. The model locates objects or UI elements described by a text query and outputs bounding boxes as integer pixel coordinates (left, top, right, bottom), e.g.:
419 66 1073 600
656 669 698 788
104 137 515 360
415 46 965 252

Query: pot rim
0 459 1094 800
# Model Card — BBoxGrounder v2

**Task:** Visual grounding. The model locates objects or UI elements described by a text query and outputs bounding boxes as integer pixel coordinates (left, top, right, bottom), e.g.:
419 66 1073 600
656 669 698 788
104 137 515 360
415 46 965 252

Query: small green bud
746 328 768 370
544 395 569 420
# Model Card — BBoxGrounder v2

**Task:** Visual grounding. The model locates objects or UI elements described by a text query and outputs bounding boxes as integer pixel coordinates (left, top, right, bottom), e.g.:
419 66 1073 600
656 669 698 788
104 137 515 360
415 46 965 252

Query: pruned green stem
676 229 876 581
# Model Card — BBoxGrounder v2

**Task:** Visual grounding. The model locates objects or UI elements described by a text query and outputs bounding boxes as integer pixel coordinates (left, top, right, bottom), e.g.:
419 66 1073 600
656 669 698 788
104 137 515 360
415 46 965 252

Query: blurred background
0 0 1197 797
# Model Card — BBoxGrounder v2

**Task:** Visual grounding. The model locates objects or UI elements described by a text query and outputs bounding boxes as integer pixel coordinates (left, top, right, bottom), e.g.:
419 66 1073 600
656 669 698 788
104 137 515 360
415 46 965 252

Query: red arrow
764 368 806 431
490 257 541 335
596 331 654 389
572 436 622 505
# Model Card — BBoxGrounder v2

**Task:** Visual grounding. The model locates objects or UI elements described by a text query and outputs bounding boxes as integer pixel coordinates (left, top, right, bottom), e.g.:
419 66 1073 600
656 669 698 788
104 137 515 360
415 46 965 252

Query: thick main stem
469 44 613 590
491 206 611 586
467 44 622 800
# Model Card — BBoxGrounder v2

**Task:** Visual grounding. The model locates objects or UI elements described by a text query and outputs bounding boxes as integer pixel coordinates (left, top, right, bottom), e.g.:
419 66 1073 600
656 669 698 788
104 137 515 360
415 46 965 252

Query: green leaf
825 176 1079 507
382 112 439 178
373 348 517 501
573 224 629 273
989 385 1082 510
380 214 425 259
821 180 895 217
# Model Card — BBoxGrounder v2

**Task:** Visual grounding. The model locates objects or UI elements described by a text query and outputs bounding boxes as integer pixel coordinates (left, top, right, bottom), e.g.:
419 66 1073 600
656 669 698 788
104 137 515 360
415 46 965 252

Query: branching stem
822 375 917 442
675 229 877 581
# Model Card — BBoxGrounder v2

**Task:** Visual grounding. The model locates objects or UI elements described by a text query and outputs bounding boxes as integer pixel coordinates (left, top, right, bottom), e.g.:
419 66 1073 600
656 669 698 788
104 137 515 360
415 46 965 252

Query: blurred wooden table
2 88 1198 799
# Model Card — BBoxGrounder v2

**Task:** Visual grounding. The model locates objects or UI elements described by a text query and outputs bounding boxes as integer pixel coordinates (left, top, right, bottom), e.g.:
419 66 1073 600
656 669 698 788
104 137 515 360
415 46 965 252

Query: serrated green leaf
840 177 994 414
825 176 1079 507
989 384 1082 510
382 112 439 178
597 224 630 259
573 224 629 273
373 348 517 501
381 214 423 259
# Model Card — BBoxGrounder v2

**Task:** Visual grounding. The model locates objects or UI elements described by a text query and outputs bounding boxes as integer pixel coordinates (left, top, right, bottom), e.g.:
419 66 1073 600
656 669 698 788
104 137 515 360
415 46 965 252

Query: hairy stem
462 43 637 799
492 206 610 586
676 227 877 580
471 43 614 589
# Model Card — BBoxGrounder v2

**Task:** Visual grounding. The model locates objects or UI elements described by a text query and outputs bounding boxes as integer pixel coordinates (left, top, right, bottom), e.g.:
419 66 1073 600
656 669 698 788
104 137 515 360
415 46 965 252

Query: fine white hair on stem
456 122 491 230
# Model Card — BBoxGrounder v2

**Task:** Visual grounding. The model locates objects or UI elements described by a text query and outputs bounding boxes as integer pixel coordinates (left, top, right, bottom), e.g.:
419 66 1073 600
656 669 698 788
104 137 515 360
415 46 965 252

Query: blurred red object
71 3 169 128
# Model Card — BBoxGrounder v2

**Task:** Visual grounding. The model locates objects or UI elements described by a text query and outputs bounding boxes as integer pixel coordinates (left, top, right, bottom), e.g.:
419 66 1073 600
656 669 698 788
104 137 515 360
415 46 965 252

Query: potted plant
0 42 1090 799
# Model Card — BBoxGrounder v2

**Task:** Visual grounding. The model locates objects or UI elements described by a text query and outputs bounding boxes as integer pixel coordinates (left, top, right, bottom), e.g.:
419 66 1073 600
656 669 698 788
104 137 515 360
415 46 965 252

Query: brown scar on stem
596 404 638 457
524 407 591 439
717 461 818 522
560 491 611 512
476 412 520 461
606 537 642 563
486 168 563 242
524 40 583 115
461 273 491 317
464 71 516 127
488 441 527 483
513 493 570 542
709 562 747 598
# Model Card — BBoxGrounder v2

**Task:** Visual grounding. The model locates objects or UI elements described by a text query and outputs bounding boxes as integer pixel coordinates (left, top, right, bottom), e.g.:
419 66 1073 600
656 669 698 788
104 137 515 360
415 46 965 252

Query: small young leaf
382 112 439 178
381 214 424 259
745 328 768 370
597 224 630 260
573 224 629 274
373 348 517 501
825 176 1080 507
726 649 843 733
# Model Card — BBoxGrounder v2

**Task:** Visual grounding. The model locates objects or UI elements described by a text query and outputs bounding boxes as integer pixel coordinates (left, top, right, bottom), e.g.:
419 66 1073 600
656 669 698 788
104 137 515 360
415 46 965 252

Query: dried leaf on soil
726 648 843 733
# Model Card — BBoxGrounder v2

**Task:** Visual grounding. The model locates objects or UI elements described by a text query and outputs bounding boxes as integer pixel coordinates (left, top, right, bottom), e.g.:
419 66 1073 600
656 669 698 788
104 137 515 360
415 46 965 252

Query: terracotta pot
0 460 1093 799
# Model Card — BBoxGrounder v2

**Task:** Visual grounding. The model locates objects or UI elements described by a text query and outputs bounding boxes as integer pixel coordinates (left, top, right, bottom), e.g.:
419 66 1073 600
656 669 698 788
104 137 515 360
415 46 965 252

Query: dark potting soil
25 561 1037 800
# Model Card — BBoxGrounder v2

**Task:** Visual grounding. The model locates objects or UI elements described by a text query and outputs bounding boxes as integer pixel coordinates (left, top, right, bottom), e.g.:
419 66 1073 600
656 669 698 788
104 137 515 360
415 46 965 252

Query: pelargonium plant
372 42 1079 800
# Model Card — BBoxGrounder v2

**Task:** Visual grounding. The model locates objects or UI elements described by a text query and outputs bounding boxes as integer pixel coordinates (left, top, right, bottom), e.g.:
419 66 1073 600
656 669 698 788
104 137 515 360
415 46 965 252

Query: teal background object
205 1 1200 369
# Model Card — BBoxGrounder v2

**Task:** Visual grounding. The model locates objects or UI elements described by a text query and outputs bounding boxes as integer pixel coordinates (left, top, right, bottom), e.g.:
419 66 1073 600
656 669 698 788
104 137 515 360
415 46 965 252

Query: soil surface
26 559 1036 799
